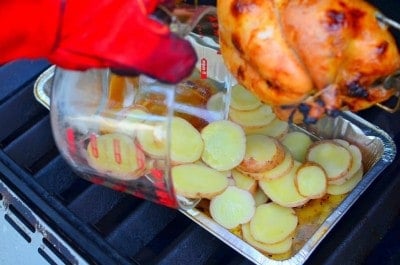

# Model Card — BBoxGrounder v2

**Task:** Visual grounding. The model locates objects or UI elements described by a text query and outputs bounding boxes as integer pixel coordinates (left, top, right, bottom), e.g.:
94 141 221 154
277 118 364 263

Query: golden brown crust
218 0 314 106
218 0 400 122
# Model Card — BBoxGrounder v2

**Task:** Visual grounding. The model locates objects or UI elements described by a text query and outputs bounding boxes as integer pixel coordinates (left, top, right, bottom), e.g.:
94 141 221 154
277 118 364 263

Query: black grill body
1 2 400 264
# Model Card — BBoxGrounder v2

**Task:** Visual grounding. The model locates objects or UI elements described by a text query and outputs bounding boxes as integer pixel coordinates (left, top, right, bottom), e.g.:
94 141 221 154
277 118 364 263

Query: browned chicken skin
217 0 400 123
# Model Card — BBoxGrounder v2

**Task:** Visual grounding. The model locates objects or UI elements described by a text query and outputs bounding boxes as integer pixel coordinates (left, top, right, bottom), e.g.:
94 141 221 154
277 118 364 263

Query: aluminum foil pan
34 66 396 265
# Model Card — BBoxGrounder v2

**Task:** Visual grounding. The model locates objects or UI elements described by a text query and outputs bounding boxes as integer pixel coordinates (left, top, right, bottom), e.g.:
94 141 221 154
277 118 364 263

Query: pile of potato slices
172 83 364 258
83 76 364 259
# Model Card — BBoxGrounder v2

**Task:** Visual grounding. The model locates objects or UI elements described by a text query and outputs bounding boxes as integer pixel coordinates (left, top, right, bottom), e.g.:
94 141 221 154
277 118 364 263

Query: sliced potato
201 120 246 171
244 118 289 139
250 203 298 244
329 139 363 185
210 186 256 229
121 105 149 123
238 135 285 173
136 122 167 159
230 83 262 111
253 188 269 206
281 131 313 162
194 160 232 178
332 138 350 147
327 168 363 195
244 148 294 180
295 162 327 199
241 222 293 255
170 117 204 164
232 169 257 194
229 105 276 128
118 107 154 135
97 105 150 135
136 116 204 163
86 133 145 179
258 161 309 207
171 163 229 199
306 140 352 181
206 92 225 111
206 92 227 121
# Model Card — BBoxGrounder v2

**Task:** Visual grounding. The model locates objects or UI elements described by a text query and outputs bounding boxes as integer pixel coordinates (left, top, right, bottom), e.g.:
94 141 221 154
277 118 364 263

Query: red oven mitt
0 0 197 83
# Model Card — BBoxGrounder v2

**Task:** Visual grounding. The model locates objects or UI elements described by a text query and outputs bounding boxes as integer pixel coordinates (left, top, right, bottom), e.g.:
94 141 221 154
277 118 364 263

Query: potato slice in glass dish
172 163 229 200
86 133 145 180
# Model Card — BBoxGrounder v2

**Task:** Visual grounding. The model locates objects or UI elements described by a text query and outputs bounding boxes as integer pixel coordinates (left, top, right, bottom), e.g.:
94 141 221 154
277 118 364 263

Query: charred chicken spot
347 8 366 32
281 104 295 110
237 65 245 81
376 41 389 57
347 81 369 98
231 33 244 54
326 10 346 31
326 6 365 33
326 108 341 118
301 110 318 124
338 1 347 9
304 116 318 124
348 8 366 21
265 79 273 87
298 103 311 118
315 98 325 107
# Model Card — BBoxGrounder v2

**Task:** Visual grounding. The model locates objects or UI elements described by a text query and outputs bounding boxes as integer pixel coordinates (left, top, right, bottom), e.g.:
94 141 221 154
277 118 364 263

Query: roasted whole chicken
217 0 400 123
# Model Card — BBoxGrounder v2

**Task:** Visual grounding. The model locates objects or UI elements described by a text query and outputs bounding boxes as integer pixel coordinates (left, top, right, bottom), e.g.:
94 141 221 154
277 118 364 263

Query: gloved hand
0 0 197 83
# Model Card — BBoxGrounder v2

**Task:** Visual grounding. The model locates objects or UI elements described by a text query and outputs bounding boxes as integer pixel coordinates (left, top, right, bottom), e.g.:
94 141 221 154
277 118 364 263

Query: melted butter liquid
108 72 219 131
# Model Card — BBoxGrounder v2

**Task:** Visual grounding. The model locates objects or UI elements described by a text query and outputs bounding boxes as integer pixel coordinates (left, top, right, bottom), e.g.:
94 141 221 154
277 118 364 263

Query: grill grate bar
68 185 128 224
4 116 55 173
105 202 178 258
0 84 48 147
93 195 143 237
58 178 92 205
150 224 224 265
34 156 80 195
29 146 60 175
133 212 192 264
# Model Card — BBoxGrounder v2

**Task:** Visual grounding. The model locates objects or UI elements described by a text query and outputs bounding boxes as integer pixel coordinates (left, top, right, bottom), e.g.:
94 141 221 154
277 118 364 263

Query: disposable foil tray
34 66 396 265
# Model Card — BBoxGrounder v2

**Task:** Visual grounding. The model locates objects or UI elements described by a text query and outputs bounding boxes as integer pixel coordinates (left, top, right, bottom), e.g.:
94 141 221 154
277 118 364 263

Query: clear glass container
50 5 233 209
